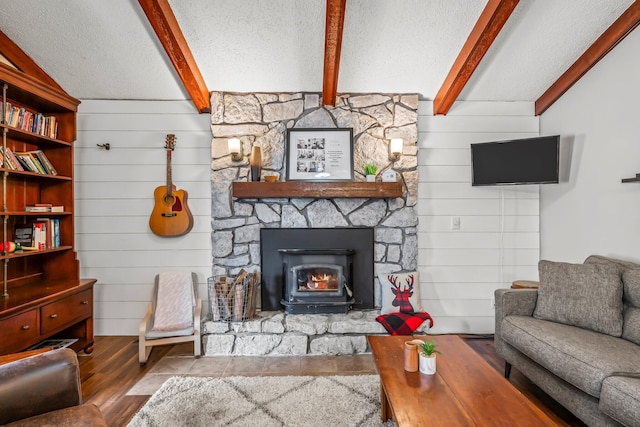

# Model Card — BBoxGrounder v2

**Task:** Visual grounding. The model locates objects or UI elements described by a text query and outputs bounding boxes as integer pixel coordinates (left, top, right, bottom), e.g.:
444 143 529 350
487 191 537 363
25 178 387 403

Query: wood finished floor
79 335 586 426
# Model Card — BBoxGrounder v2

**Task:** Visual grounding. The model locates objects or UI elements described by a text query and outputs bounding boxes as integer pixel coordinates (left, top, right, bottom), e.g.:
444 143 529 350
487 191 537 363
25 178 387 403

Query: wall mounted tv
470 135 560 186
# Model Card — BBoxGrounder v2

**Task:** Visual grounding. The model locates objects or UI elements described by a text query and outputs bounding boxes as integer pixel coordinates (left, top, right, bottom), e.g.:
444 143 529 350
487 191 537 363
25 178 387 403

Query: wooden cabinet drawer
1 310 38 352
41 289 92 334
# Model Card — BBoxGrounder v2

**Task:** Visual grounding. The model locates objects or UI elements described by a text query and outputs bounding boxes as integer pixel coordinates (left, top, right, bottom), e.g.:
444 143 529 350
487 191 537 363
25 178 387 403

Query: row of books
14 218 61 250
25 204 64 213
3 101 58 139
0 147 58 175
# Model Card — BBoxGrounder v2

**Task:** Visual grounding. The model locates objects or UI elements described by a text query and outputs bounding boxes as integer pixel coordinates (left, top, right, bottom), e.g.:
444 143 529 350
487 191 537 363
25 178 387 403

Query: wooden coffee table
367 335 556 426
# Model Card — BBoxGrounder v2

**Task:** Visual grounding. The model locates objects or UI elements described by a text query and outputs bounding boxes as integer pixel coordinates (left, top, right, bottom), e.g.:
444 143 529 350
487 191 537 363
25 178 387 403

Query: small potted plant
364 163 378 182
419 339 440 375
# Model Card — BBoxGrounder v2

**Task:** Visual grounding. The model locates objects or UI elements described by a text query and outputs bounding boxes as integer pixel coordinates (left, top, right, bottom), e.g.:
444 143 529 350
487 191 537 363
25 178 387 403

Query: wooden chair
139 272 202 364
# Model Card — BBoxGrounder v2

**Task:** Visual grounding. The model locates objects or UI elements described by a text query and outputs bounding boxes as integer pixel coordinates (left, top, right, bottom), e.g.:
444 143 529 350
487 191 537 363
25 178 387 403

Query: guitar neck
165 149 173 197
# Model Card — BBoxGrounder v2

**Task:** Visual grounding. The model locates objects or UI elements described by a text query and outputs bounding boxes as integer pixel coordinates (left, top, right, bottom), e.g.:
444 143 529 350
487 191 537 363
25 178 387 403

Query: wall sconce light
389 138 403 161
228 138 242 161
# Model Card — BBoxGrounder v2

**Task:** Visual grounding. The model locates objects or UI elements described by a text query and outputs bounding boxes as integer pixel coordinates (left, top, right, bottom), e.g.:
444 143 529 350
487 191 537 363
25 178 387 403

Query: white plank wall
76 99 540 336
75 100 212 335
417 101 540 334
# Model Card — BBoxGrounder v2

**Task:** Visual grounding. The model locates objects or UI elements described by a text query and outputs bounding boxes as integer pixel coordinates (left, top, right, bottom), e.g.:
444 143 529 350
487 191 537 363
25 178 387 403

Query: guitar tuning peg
97 143 111 150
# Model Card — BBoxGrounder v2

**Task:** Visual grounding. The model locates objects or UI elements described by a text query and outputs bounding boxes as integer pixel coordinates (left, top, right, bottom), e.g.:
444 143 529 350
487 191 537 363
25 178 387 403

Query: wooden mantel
232 181 403 199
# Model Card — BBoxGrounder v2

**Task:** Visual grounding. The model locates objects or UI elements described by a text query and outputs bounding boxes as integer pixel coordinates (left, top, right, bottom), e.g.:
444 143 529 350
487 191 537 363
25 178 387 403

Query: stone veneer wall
210 91 419 303
207 91 420 355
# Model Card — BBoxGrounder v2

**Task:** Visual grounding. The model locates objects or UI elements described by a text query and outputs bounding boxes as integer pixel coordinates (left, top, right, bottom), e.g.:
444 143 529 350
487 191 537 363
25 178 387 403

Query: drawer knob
22 325 30 330
81 300 89 305
50 314 58 319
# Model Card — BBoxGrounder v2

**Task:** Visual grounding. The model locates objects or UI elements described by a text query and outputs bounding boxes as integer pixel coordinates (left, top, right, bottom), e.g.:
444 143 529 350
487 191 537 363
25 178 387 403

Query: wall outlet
451 216 461 230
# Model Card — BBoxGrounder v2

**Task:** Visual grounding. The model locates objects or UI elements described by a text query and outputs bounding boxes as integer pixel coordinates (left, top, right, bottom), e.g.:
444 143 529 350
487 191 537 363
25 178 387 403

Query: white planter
366 175 376 182
419 353 436 375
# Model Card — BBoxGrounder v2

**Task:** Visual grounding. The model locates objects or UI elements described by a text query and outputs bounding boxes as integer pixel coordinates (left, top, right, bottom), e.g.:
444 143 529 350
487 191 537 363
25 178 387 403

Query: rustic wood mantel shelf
232 181 403 199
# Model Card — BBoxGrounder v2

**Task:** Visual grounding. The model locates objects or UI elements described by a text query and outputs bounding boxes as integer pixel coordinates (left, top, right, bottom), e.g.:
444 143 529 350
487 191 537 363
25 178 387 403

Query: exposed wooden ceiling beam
433 0 519 115
138 0 211 113
322 0 347 107
535 1 640 116
0 29 66 93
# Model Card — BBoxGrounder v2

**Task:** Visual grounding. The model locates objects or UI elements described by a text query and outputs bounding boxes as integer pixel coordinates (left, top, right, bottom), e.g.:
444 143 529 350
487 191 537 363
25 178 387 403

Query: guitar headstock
165 134 176 151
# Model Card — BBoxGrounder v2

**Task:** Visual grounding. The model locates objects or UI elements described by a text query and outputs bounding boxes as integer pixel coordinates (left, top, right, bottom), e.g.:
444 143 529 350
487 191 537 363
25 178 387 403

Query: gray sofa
495 255 640 427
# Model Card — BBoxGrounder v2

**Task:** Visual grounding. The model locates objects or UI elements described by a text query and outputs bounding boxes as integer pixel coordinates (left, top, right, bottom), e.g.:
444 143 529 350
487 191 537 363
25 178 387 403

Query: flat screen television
470 135 560 186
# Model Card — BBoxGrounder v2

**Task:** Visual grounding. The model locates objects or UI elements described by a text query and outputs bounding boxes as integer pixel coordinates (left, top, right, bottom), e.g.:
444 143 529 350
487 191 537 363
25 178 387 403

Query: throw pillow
380 271 423 314
534 260 623 336
376 312 434 336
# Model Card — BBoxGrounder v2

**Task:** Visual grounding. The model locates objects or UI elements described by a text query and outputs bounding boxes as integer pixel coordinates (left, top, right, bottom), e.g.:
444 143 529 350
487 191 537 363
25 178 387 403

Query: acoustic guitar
149 134 194 237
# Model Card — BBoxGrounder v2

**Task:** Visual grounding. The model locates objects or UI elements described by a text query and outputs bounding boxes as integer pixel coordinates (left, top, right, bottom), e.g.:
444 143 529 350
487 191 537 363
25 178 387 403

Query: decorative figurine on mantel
382 169 397 182
250 145 262 182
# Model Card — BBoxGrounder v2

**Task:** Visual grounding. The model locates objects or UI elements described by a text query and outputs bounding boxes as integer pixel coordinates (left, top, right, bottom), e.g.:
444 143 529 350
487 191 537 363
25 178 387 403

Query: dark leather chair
0 348 107 426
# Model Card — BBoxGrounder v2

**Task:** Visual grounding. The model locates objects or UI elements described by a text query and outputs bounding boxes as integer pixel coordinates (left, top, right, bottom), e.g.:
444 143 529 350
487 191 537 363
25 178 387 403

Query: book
1 147 24 171
15 152 45 173
14 155 34 172
52 218 60 247
36 218 54 248
32 220 51 249
14 150 56 175
25 204 64 212
33 150 57 175
28 338 77 350
25 206 50 212
3 103 58 139
14 224 34 247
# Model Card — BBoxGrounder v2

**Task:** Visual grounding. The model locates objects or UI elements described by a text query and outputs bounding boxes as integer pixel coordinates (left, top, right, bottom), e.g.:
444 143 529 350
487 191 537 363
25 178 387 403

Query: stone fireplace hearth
201 310 431 356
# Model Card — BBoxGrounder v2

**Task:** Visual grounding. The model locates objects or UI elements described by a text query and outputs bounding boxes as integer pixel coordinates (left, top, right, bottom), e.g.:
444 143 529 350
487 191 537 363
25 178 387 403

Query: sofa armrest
494 288 538 356
0 348 82 425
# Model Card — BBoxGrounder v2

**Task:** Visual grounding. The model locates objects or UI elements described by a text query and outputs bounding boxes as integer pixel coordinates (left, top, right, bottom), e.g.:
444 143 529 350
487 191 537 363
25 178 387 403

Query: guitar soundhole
163 195 183 212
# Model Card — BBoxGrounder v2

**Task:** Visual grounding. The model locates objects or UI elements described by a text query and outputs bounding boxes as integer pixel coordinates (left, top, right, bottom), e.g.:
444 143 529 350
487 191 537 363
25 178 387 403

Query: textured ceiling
0 0 633 104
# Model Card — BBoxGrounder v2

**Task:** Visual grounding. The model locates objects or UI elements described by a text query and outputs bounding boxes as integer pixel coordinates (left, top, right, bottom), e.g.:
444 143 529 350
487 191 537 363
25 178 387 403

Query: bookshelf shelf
2 169 71 180
0 246 73 261
2 211 71 216
0 63 95 356
0 124 71 147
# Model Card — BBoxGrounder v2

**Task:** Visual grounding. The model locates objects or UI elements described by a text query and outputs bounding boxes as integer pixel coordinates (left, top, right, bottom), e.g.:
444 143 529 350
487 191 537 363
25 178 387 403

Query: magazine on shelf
28 338 78 350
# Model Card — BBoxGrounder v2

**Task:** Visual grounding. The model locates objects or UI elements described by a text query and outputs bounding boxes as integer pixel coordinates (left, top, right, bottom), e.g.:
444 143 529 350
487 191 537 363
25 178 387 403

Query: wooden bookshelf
0 63 96 356
232 181 403 199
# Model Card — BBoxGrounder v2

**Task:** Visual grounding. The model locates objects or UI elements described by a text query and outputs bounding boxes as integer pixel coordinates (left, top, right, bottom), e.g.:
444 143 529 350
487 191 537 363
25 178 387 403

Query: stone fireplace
204 91 423 355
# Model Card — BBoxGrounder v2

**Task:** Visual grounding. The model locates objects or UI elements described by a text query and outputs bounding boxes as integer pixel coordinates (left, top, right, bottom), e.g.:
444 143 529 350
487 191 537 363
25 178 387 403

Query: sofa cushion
600 376 640 427
584 256 640 345
534 260 623 336
584 255 640 273
501 315 640 397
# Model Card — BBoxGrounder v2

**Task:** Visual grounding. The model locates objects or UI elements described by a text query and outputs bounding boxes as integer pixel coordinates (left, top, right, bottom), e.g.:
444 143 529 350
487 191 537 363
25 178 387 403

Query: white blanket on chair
152 272 195 332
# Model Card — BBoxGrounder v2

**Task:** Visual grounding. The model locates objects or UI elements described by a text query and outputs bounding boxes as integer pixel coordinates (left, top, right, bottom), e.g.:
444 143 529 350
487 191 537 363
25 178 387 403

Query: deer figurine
388 274 415 313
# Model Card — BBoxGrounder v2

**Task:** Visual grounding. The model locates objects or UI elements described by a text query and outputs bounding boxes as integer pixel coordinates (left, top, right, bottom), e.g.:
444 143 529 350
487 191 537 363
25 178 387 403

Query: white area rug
127 374 395 427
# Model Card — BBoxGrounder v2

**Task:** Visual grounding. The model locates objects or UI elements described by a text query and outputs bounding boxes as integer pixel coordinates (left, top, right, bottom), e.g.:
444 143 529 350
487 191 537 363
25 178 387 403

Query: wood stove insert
260 228 374 312
280 249 355 314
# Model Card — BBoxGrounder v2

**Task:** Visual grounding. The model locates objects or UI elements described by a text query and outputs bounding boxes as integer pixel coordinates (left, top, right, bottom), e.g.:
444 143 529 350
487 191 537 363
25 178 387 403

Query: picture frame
285 128 354 181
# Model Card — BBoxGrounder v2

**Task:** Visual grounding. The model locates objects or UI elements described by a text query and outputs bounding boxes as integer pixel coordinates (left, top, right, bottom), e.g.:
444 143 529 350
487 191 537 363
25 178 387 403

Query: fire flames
300 271 338 291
